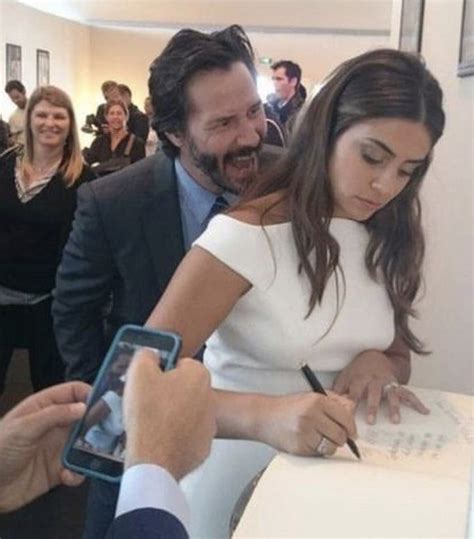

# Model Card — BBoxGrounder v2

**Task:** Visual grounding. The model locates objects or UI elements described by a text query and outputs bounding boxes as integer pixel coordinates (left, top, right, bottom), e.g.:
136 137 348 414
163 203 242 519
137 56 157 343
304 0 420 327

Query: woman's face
106 104 127 131
30 99 71 150
328 118 432 221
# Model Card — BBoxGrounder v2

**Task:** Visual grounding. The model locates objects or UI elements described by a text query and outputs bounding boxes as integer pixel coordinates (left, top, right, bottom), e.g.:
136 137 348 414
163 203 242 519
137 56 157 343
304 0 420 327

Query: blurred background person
118 83 149 142
0 114 10 154
0 86 94 396
4 80 28 146
267 60 305 137
83 99 145 177
143 96 159 156
95 80 121 135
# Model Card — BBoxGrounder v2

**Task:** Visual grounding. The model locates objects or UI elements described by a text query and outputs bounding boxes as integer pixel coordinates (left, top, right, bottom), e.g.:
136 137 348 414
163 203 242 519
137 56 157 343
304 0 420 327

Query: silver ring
315 436 331 455
382 381 400 396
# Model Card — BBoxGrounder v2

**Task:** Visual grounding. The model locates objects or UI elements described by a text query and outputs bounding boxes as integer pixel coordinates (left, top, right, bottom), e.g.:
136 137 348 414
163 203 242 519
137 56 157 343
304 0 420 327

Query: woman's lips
356 196 383 210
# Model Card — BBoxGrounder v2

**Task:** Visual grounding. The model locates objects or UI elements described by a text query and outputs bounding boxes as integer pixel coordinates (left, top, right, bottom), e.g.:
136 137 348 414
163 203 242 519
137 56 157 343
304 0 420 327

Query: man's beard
188 137 262 195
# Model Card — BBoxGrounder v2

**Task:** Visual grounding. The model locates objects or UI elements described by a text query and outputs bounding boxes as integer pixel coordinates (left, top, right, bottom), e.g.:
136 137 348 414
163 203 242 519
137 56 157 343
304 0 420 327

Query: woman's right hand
257 391 357 457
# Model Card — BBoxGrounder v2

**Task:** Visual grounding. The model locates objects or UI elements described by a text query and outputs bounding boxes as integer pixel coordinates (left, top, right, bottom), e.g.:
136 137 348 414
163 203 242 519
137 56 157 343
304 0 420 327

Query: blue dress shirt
174 159 236 251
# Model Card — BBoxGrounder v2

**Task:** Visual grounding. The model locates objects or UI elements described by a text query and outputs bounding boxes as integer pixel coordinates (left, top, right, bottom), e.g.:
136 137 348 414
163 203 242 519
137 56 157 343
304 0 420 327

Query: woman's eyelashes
398 169 413 178
361 150 418 180
361 152 383 165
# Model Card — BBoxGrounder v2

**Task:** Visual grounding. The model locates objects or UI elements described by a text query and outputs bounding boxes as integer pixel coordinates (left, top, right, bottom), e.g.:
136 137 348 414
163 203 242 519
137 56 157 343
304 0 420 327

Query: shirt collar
174 158 235 227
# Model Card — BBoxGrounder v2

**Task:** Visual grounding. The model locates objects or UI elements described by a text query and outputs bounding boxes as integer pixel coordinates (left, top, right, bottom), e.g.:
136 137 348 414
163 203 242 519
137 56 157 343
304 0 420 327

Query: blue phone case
62 324 181 482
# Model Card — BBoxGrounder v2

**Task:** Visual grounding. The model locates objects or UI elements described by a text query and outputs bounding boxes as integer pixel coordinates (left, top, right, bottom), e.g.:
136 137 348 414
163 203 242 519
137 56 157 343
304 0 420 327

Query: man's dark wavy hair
148 25 256 158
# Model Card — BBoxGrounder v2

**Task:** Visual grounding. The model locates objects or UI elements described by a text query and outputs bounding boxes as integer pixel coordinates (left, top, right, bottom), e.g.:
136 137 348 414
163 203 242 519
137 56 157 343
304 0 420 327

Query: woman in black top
0 85 95 394
84 99 145 176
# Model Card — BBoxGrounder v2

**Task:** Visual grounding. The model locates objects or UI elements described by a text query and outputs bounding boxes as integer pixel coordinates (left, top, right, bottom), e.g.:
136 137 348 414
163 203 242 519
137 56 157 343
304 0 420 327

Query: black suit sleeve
52 182 116 382
105 508 188 539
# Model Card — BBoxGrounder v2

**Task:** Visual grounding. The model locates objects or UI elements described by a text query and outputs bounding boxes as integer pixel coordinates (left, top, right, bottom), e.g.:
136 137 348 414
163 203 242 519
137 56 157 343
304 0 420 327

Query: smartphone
63 325 182 483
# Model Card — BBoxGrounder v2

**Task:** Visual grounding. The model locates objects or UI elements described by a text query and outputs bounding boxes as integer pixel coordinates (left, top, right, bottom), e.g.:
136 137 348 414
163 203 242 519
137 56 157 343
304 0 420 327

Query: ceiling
17 0 393 35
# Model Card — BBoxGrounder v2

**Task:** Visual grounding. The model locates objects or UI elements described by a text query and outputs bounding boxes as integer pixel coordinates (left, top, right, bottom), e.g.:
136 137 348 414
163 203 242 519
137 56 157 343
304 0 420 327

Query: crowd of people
0 23 445 539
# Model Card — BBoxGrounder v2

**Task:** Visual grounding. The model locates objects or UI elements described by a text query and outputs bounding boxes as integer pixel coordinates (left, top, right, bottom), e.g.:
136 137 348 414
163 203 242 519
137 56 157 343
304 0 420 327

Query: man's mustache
224 143 263 163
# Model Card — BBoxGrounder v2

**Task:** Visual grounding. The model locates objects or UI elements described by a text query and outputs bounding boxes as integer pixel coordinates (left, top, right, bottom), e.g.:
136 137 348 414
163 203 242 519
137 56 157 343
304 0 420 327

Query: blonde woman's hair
22 85 84 186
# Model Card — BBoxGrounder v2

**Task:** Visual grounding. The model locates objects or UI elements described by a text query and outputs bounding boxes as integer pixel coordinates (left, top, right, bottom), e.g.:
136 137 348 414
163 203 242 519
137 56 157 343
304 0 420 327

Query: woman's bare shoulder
228 191 289 226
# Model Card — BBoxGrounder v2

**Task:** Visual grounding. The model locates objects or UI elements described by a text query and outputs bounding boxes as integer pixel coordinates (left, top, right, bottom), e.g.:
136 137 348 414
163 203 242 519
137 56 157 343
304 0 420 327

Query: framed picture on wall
37 49 50 86
399 0 425 53
458 0 473 76
6 43 22 82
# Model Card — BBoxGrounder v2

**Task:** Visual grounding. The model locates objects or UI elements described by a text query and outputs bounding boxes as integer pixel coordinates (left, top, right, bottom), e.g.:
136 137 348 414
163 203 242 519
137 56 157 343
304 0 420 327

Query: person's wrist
125 444 183 481
251 394 279 446
386 352 411 384
382 352 403 382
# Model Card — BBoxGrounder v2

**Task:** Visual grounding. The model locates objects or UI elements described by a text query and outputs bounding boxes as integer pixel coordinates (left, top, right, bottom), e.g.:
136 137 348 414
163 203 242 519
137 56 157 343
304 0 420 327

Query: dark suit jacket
52 153 185 382
106 508 188 539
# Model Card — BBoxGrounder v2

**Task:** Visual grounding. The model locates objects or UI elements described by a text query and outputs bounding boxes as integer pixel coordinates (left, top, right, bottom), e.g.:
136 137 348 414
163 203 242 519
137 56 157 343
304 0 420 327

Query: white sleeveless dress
181 215 395 538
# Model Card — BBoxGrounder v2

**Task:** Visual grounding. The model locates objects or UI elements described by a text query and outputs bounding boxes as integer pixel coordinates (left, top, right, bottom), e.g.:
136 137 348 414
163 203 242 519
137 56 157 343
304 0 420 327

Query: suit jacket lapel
141 155 185 292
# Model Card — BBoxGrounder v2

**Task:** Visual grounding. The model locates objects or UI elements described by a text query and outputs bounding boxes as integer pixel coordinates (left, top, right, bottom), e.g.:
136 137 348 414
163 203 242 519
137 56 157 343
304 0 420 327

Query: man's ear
289 77 298 90
165 131 185 149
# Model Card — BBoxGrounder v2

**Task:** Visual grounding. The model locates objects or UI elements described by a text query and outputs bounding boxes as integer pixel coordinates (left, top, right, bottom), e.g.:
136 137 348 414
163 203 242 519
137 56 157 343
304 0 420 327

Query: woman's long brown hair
243 49 445 353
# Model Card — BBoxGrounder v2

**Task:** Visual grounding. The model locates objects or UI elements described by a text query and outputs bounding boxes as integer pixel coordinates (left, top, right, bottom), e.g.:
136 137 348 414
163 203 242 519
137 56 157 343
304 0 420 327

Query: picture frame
399 0 425 53
5 43 22 82
36 49 50 86
458 0 473 77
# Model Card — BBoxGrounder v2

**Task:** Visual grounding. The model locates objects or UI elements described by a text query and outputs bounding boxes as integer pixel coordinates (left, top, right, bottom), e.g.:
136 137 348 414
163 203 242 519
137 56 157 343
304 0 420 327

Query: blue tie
206 195 229 227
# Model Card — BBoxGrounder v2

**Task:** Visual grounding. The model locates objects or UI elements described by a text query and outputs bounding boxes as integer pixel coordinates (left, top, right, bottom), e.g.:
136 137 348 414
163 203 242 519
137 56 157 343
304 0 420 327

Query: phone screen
64 326 181 481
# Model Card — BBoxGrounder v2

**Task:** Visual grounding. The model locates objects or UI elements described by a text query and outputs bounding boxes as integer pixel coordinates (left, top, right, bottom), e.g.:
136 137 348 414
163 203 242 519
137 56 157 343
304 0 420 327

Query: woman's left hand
332 350 430 424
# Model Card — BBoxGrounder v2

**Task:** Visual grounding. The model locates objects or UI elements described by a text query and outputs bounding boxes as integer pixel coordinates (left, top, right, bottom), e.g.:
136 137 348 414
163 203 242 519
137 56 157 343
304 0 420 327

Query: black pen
300 363 361 460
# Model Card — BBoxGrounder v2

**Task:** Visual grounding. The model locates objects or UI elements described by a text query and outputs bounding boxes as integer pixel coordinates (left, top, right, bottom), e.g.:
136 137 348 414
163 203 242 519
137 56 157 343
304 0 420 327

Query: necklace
31 158 61 177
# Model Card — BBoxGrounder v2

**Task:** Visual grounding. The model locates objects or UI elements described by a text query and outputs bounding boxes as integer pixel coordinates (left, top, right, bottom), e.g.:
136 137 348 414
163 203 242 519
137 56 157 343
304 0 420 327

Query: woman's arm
147 246 357 455
214 389 356 456
147 245 250 357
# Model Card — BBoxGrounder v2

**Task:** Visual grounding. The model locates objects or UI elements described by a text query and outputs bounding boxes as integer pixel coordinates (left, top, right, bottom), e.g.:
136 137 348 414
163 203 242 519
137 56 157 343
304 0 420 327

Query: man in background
4 80 27 145
118 83 149 142
267 60 306 136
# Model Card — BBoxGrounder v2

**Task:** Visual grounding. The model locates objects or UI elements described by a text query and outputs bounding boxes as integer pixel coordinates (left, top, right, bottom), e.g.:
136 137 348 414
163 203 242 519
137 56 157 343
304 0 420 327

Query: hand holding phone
124 353 216 480
63 325 181 482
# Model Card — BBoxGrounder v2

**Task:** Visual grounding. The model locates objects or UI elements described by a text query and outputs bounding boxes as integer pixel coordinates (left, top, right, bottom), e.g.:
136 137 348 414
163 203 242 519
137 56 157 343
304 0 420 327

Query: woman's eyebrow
366 137 426 163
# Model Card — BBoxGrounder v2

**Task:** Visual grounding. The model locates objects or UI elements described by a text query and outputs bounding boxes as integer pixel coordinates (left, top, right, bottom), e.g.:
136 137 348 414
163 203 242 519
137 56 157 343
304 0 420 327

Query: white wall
0 0 92 144
391 0 474 395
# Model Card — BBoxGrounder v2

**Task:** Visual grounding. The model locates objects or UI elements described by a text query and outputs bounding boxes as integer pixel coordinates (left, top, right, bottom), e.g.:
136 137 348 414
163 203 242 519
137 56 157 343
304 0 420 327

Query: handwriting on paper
362 429 449 460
